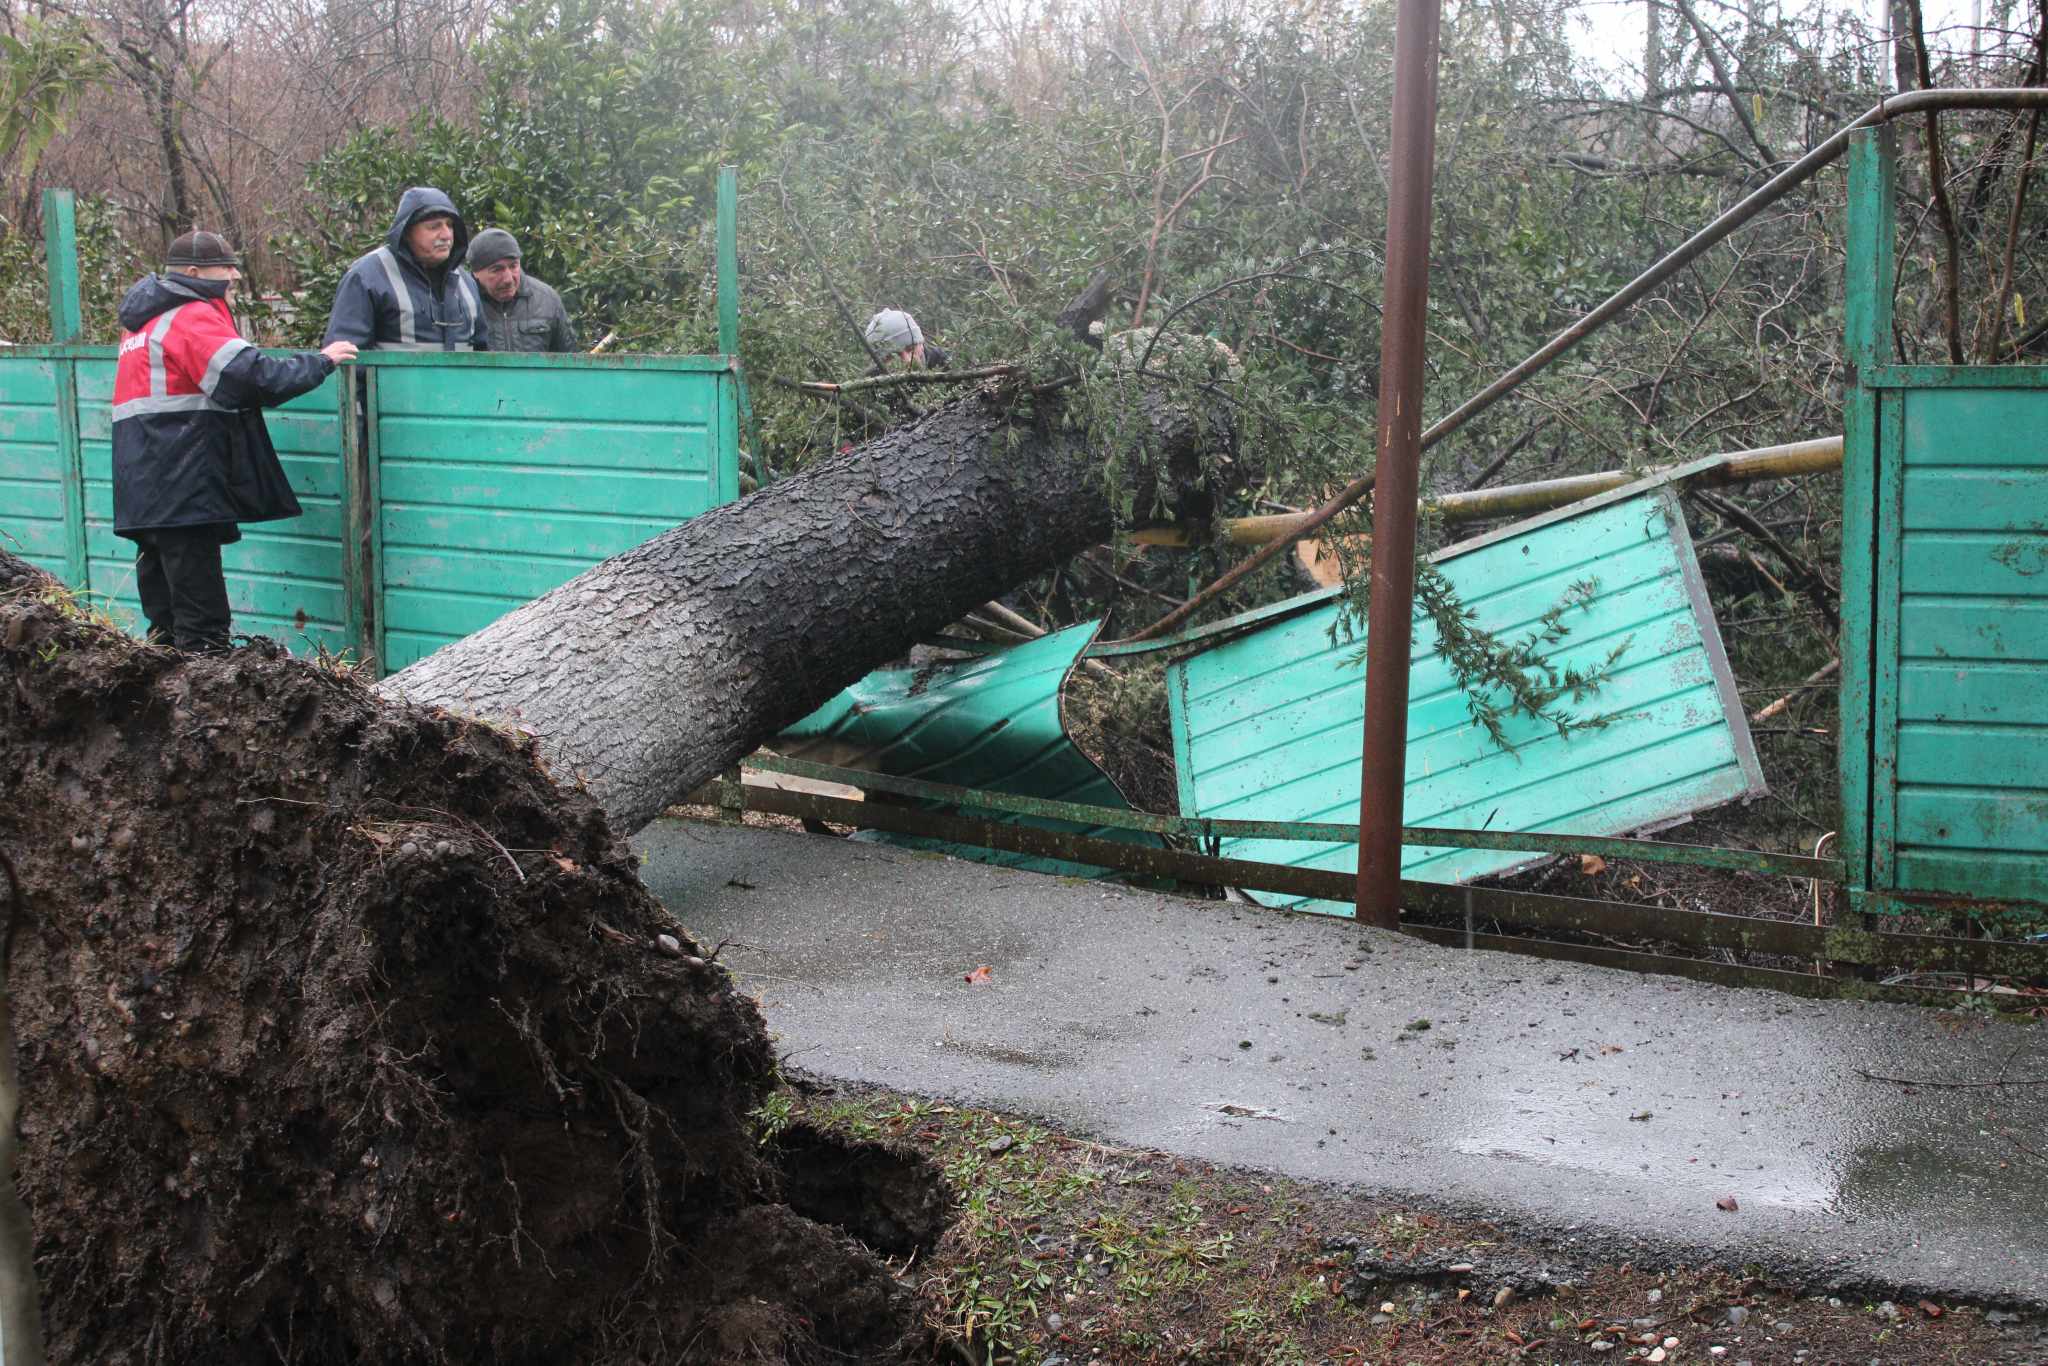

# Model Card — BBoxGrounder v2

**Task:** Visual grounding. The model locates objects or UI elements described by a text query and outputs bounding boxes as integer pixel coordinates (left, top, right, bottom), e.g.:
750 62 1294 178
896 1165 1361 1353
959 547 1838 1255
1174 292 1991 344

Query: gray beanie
864 308 923 352
466 227 522 272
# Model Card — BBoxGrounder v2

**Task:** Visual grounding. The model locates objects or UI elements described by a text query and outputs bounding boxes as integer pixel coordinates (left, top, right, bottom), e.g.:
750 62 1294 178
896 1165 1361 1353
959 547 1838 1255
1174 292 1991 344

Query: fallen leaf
1579 853 1608 876
963 965 993 985
553 855 578 873
1629 1110 1653 1122
1716 1195 1740 1212
1919 1300 1944 1318
1504 1328 1524 1345
1600 1044 1625 1055
1577 1318 1598 1332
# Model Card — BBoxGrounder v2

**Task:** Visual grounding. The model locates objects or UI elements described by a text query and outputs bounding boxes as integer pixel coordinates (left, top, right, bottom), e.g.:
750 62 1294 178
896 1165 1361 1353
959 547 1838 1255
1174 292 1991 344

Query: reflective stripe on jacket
322 186 488 351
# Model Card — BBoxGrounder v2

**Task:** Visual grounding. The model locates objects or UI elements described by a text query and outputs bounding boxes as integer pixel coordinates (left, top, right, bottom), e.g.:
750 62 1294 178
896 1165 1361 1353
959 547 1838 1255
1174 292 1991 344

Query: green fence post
42 189 82 344
52 363 86 589
1839 125 1896 911
716 165 769 491
339 365 383 674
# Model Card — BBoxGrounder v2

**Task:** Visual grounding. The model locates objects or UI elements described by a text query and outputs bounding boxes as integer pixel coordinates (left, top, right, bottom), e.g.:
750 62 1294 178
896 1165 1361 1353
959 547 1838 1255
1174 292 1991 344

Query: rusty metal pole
1356 0 1445 929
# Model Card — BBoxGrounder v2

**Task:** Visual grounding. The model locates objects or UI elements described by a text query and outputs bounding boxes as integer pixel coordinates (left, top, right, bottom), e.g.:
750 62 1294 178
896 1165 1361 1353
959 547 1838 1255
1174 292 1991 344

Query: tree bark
378 382 1223 834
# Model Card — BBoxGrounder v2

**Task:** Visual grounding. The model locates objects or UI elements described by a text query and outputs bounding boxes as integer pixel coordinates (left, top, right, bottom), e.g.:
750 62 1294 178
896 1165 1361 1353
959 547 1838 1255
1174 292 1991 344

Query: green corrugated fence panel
778 622 1158 877
5 349 739 670
1881 385 2048 904
1168 486 1766 916
0 359 69 579
371 359 729 672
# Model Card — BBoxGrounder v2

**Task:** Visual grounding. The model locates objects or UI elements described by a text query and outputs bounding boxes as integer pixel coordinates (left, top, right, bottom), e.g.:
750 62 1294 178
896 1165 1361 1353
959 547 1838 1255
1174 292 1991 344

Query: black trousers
135 526 233 652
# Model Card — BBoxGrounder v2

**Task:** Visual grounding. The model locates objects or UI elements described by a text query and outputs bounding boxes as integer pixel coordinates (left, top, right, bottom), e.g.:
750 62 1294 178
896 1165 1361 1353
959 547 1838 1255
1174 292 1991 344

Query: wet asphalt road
638 820 2048 1306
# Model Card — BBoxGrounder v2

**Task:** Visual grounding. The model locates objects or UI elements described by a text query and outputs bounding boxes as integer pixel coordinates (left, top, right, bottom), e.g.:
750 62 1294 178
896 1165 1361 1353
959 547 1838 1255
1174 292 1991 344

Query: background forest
5 0 2047 861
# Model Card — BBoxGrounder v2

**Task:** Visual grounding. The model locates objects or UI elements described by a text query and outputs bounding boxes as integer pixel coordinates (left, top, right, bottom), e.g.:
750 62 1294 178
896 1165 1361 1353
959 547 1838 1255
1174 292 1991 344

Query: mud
0 549 941 1364
770 1122 955 1258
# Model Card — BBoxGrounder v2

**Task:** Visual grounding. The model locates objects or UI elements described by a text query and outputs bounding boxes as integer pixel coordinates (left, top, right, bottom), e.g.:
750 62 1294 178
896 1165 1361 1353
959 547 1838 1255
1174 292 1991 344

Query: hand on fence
321 341 359 365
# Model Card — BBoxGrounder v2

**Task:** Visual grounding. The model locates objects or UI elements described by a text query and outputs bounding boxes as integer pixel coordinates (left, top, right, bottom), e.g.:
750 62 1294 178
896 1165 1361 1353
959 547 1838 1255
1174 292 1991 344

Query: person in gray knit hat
466 228 578 353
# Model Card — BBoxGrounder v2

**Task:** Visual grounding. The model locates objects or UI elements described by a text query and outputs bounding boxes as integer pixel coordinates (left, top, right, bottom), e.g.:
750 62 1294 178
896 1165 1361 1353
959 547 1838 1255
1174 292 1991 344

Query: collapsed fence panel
1168 482 1764 914
778 621 1157 876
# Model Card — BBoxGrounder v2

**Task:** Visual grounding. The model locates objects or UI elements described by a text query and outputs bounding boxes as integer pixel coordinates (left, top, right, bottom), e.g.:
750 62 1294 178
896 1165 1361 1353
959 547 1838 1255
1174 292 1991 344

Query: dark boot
143 526 234 652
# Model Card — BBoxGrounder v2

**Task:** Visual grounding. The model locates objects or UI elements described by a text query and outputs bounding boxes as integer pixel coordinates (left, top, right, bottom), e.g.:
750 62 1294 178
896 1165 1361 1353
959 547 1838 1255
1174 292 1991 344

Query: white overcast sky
1567 0 1999 86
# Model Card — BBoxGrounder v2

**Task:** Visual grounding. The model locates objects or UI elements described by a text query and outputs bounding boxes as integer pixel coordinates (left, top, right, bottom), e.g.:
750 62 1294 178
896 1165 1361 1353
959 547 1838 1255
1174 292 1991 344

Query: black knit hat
167 231 239 269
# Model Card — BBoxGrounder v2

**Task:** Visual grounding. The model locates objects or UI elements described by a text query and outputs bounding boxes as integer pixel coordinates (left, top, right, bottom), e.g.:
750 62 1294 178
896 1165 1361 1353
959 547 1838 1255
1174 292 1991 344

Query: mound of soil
0 549 939 1364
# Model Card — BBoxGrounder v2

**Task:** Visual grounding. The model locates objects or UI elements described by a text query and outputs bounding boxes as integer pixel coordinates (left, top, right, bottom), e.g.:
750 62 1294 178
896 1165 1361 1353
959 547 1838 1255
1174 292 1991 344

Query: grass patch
787 1082 2039 1364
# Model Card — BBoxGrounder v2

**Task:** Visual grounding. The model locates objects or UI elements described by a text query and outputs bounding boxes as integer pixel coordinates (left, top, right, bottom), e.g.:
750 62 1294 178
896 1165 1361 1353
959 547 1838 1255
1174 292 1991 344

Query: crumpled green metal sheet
777 621 1156 876
1167 484 1765 915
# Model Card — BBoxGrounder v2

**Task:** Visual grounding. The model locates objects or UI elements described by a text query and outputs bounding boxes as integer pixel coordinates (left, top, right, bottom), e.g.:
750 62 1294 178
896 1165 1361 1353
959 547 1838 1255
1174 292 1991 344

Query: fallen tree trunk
381 381 1226 834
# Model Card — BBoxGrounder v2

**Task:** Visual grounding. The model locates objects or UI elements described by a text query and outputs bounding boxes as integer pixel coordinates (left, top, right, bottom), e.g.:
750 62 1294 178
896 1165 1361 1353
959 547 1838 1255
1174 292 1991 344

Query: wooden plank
1894 848 2048 903
1187 634 1714 780
0 444 64 486
375 463 710 520
1902 532 2048 596
1900 661 2048 724
0 479 64 519
1903 467 2048 531
0 358 58 407
380 545 593 599
1871 389 1906 892
41 189 81 343
375 416 712 472
1901 385 2048 461
717 372 741 504
377 505 681 560
380 631 451 673
0 405 60 444
1900 598 2048 661
70 359 115 405
52 362 86 588
1897 788 2048 853
1898 722 2048 790
372 364 720 424
340 366 373 667
218 571 347 629
5 519 69 561
1865 363 2048 389
1839 127 1894 900
273 454 345 501
381 587 520 641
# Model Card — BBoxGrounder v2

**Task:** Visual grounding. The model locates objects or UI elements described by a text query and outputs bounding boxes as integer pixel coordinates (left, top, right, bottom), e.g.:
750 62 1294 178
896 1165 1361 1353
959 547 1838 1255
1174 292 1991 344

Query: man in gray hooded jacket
466 228 578 353
323 187 487 351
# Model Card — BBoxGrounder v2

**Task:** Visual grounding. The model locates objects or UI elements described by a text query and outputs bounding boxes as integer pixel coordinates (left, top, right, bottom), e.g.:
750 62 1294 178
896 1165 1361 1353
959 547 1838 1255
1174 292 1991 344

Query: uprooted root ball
0 549 937 1364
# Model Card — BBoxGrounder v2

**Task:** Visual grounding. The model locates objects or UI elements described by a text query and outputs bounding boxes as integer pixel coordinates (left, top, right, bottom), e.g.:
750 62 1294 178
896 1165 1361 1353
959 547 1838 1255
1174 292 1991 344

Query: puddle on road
1451 1085 1840 1212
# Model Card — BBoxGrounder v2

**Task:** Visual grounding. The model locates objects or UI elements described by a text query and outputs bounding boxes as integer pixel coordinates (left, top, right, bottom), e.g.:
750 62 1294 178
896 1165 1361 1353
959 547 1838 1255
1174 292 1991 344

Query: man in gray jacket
466 229 578 353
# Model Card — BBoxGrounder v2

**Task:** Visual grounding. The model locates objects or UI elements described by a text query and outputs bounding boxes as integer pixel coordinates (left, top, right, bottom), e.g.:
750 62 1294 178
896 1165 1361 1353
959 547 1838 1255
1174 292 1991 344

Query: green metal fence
1842 127 2048 917
1 187 747 674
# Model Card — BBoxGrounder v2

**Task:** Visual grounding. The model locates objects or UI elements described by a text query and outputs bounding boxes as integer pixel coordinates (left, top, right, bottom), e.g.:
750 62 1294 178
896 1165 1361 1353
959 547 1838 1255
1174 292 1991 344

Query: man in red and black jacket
112 231 358 651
